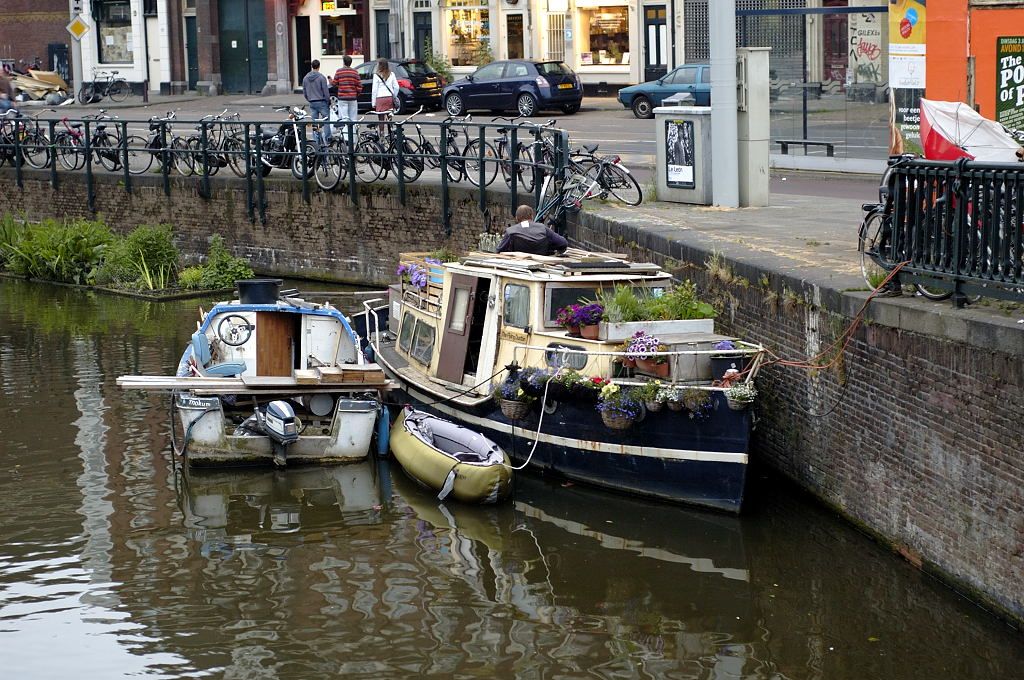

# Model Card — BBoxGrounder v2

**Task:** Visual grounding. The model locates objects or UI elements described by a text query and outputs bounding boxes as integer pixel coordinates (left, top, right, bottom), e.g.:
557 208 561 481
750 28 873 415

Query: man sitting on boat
497 205 568 256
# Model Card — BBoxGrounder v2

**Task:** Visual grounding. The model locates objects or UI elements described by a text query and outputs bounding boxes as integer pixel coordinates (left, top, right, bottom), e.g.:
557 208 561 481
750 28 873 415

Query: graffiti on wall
849 12 884 85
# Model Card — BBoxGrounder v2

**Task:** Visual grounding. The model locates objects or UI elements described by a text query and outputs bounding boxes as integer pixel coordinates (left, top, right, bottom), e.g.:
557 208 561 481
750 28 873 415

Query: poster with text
666 120 695 189
888 0 927 154
997 36 1024 131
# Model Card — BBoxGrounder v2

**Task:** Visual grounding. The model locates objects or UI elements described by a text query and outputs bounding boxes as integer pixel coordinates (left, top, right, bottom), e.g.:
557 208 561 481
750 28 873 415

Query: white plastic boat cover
404 409 505 465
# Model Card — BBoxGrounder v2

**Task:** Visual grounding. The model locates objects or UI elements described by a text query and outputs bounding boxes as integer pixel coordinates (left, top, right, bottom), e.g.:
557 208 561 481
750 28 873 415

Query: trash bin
654 104 712 204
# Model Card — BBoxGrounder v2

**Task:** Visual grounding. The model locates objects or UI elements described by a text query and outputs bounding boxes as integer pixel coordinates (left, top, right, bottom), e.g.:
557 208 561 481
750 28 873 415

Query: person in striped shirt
332 55 361 144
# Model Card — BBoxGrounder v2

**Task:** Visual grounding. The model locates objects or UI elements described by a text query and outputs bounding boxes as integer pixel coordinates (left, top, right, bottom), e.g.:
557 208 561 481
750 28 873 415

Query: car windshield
400 61 435 76
537 62 572 76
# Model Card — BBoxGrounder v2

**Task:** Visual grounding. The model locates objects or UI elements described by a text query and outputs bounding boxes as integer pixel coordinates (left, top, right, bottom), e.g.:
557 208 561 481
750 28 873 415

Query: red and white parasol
919 98 1023 162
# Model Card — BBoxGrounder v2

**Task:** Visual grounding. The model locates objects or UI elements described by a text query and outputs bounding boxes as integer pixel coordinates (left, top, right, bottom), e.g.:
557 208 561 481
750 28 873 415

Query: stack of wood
12 70 70 101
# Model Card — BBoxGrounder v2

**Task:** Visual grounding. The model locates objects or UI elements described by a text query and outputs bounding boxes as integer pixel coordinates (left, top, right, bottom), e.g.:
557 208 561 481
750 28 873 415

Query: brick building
1 1 73 84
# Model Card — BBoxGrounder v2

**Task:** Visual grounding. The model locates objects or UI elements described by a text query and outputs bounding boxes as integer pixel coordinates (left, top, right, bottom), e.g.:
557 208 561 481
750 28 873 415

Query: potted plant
575 375 609 401
632 379 664 412
725 382 757 411
596 383 641 430
556 304 582 337
626 331 670 379
575 302 604 339
658 385 684 411
494 379 535 420
519 367 553 397
596 282 717 341
681 387 714 420
549 368 582 399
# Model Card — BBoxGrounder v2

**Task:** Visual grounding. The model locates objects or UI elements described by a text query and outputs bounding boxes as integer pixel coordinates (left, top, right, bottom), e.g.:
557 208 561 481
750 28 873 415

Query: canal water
1 278 1021 679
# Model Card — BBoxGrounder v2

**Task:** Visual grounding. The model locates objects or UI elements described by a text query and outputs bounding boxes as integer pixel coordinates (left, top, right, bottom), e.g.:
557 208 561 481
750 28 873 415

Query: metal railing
0 109 573 236
881 157 1024 304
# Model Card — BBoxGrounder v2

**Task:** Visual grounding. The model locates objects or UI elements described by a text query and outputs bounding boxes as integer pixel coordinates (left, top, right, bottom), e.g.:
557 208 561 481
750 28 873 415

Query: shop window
322 14 364 56
503 284 530 328
579 6 629 66
94 0 133 64
447 0 490 67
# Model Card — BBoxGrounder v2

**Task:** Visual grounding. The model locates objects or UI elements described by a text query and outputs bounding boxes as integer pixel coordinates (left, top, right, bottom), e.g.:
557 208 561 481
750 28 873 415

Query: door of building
375 10 391 59
436 275 490 384
185 16 199 89
506 14 524 60
295 15 311 85
218 0 267 94
413 12 432 61
47 43 70 84
644 6 668 83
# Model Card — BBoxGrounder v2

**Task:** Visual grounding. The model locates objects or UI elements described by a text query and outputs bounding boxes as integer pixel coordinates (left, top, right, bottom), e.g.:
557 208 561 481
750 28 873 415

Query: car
354 59 444 114
442 60 583 117
616 64 711 119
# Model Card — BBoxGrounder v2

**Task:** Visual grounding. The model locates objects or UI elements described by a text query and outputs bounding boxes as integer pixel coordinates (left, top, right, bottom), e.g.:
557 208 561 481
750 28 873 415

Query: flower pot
620 357 636 368
565 325 581 338
635 358 670 378
601 411 634 430
499 398 532 420
667 400 685 412
645 400 664 413
580 324 601 340
726 397 750 411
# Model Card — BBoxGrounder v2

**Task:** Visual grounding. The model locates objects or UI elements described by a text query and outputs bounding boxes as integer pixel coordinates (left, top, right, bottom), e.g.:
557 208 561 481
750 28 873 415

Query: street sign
66 15 89 41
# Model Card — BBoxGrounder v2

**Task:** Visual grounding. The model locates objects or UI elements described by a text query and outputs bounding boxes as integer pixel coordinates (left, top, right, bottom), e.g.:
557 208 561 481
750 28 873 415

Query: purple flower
713 340 735 351
575 303 604 326
626 330 661 360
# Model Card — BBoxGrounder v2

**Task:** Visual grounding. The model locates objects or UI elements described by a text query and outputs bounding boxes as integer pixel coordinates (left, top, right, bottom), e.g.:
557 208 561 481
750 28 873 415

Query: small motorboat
390 407 512 504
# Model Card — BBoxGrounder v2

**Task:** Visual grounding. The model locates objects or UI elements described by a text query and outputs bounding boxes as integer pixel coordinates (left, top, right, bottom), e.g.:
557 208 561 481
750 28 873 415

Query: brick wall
1 1 69 76
0 169 517 285
569 212 1024 627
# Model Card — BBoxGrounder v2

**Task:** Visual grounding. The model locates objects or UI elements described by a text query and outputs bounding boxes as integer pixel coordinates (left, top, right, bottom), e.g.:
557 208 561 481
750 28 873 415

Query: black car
442 60 583 117
354 59 444 114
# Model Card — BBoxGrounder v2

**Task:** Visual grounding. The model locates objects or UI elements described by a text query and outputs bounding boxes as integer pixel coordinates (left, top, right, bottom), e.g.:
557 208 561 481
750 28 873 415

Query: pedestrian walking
371 58 399 127
302 60 331 142
332 55 360 144
0 71 16 114
497 205 568 256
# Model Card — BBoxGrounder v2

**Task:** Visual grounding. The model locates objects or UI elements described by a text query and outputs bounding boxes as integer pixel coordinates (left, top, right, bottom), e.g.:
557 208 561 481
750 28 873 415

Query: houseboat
361 251 763 513
118 279 391 467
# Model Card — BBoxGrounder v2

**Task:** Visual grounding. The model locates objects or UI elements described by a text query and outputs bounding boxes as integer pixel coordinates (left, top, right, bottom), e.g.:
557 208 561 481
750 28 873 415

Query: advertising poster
888 0 926 154
997 36 1024 131
666 120 695 189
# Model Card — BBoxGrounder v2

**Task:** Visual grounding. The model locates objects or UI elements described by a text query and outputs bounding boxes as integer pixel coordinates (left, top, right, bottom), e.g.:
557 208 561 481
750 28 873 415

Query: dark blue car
616 63 711 118
443 60 583 117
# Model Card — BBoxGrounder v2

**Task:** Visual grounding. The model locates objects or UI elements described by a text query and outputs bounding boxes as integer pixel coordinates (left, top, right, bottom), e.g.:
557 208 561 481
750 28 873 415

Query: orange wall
969 6 1024 119
925 0 970 104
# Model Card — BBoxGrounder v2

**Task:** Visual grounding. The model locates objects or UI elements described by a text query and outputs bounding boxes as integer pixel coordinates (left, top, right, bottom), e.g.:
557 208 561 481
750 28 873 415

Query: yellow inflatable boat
390 408 513 504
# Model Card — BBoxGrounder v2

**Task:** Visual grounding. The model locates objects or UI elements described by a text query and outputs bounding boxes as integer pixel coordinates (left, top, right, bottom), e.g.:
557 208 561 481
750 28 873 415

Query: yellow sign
66 15 90 41
322 1 337 10
499 327 530 344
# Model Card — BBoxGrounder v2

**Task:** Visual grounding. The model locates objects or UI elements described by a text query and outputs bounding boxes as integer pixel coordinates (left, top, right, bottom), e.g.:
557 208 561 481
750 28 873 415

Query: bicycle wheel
394 138 424 183
603 164 643 206
464 139 498 187
563 164 603 207
314 142 343 191
77 83 96 106
223 135 247 177
54 132 84 171
291 141 317 180
354 138 386 183
515 145 537 195
124 135 154 175
915 280 953 301
22 131 51 169
93 134 121 171
171 136 195 176
108 79 130 102
443 139 464 183
858 211 891 290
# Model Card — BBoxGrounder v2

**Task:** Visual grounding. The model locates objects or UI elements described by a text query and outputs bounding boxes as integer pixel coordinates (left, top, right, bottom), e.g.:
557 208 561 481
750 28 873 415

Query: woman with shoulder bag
372 58 399 129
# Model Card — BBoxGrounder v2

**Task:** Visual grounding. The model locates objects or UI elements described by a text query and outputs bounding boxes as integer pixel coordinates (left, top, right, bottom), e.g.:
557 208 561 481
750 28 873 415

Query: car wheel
395 93 406 114
561 102 580 115
517 92 537 117
445 93 464 116
631 95 653 119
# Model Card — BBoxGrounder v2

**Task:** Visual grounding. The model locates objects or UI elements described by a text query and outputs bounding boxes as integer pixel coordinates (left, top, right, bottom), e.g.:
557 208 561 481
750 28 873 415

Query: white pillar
709 0 739 208
70 0 84 91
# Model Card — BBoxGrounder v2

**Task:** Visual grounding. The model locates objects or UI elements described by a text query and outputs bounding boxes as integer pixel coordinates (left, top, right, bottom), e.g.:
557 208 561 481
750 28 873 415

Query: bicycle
569 148 643 206
403 108 466 184
78 70 130 105
491 115 539 193
0 109 51 170
351 109 424 184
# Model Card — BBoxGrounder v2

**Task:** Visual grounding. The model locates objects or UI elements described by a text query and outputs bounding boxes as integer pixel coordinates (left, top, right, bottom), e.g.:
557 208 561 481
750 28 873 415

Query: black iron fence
0 109 572 236
883 158 1024 304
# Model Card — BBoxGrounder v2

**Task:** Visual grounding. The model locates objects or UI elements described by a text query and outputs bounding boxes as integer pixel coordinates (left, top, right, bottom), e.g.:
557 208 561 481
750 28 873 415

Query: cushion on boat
191 332 246 377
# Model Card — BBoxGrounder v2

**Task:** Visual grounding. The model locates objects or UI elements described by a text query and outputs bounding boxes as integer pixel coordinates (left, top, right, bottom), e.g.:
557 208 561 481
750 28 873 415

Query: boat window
545 343 588 370
399 311 416 353
503 284 530 328
448 287 471 334
410 320 435 365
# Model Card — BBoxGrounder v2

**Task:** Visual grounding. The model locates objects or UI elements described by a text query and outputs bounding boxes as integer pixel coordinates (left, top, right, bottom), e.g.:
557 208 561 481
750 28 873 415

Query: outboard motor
256 400 300 467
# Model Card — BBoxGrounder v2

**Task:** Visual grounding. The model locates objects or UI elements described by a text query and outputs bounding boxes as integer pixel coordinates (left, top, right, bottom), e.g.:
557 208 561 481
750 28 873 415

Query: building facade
2 1 74 85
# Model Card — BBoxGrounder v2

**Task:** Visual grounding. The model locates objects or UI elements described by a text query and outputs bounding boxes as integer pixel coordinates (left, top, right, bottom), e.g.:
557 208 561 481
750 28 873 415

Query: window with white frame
95 0 133 64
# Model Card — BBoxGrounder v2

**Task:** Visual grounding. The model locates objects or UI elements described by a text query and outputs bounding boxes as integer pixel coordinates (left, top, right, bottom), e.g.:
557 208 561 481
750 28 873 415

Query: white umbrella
919 98 1023 163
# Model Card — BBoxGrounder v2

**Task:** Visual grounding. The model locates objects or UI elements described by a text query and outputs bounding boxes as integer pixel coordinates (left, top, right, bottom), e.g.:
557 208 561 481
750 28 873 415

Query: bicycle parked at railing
184 109 245 177
51 110 124 172
568 146 643 206
78 70 130 105
0 109 51 170
351 109 424 184
491 115 542 193
401 107 467 183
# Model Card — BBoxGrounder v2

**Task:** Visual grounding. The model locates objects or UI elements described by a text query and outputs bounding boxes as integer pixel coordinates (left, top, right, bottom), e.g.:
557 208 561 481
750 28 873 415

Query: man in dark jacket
497 205 568 256
302 60 331 142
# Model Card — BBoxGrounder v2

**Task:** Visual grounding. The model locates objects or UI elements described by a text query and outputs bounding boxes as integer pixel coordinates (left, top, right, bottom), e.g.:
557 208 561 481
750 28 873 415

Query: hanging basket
601 410 634 430
726 397 750 411
667 400 685 412
499 398 532 420
645 400 664 413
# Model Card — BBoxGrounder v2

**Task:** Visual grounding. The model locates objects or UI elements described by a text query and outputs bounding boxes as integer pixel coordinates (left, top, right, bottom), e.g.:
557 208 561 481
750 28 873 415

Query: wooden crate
294 369 321 385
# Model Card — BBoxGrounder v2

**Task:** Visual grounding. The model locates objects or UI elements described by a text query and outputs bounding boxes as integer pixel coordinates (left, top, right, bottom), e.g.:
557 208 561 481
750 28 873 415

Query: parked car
355 59 444 114
442 60 583 117
616 63 711 119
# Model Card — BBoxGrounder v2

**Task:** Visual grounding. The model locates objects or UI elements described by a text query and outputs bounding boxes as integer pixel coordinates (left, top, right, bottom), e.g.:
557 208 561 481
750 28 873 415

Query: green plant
423 38 454 85
178 266 205 289
596 282 715 322
0 214 26 268
596 383 642 420
725 382 757 404
199 235 254 289
632 379 663 403
595 285 645 323
4 218 113 284
681 387 714 419
470 42 494 67
96 223 179 287
134 251 173 291
428 246 461 263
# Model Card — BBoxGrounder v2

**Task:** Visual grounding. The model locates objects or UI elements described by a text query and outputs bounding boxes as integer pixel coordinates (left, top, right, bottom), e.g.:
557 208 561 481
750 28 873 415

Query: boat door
436 274 491 384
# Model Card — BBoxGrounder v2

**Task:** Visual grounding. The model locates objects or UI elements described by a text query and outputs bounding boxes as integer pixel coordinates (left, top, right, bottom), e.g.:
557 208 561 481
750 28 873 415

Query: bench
776 139 835 157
